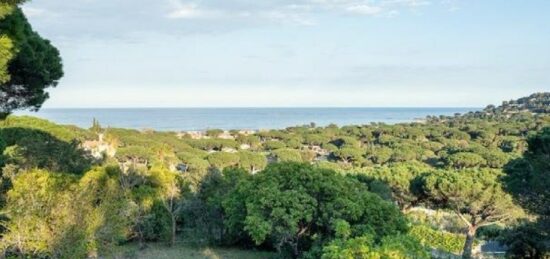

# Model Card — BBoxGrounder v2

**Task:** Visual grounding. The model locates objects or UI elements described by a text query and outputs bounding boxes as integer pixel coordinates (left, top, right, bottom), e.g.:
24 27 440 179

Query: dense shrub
222 163 408 257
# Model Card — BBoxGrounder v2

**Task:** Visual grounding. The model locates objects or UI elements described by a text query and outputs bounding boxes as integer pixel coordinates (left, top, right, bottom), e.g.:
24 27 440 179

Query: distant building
82 133 116 159
218 131 234 139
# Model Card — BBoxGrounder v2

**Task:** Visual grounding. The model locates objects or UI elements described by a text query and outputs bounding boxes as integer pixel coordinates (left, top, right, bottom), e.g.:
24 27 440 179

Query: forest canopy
0 93 548 258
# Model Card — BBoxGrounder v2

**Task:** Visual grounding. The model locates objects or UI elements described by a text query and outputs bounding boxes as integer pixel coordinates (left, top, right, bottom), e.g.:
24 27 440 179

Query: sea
15 107 478 131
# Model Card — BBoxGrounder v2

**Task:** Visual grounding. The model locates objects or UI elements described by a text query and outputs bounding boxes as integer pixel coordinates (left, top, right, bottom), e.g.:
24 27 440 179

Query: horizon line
37 106 483 109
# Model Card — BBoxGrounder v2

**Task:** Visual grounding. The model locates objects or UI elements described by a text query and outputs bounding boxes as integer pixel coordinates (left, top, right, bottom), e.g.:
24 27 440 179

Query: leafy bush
222 163 408 257
409 224 468 254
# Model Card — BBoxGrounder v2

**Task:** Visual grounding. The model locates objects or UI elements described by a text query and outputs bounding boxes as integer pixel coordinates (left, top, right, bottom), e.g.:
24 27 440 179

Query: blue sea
16 108 478 131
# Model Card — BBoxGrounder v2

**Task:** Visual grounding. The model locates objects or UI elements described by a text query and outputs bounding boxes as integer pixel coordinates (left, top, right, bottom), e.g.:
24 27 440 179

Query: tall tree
150 166 188 246
503 127 550 257
420 169 522 259
0 6 63 119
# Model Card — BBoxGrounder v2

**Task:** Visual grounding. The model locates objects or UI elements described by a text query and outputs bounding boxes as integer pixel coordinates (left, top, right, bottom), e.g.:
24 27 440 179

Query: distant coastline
15 107 479 131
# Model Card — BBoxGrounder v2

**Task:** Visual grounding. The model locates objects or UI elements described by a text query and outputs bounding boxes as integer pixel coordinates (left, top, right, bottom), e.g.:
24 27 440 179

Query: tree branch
455 208 472 228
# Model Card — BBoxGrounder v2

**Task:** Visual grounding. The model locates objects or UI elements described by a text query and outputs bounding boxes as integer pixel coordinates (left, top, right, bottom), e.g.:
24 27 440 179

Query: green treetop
419 168 523 258
223 162 408 258
0 7 63 119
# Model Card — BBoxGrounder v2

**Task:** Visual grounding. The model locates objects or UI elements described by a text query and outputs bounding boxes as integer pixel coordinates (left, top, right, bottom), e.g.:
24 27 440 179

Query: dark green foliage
351 175 393 201
182 168 250 245
222 163 408 257
504 128 550 216
137 201 172 241
0 127 93 174
500 221 549 259
1 1 28 5
503 127 550 257
358 162 430 211
0 8 63 118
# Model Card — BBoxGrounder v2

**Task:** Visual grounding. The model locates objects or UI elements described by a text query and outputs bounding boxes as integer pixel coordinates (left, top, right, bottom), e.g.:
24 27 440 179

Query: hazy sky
22 0 550 107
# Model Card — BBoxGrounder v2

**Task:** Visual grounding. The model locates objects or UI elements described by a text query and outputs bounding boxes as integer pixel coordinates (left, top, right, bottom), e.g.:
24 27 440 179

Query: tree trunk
138 226 145 250
170 215 177 246
291 241 299 259
462 225 477 259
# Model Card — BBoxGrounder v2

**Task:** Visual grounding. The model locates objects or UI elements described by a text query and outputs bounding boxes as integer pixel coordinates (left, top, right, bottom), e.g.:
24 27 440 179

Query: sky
21 0 550 108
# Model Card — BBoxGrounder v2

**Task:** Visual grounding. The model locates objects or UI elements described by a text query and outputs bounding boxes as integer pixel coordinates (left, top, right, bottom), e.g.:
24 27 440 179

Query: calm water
16 108 477 131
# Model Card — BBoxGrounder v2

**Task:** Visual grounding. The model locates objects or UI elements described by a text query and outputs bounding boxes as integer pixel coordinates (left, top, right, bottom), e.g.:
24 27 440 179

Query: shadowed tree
0 127 93 174
503 127 550 257
361 162 430 212
0 7 63 118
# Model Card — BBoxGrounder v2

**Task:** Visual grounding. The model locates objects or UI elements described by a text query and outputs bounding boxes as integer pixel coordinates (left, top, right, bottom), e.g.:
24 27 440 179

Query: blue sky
22 0 550 107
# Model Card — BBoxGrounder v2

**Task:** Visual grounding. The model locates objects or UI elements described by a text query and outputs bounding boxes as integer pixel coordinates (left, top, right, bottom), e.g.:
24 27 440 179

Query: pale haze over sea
17 108 478 131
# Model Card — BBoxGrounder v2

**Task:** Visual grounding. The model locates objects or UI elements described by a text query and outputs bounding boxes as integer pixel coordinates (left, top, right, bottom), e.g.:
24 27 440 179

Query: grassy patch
107 243 275 259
